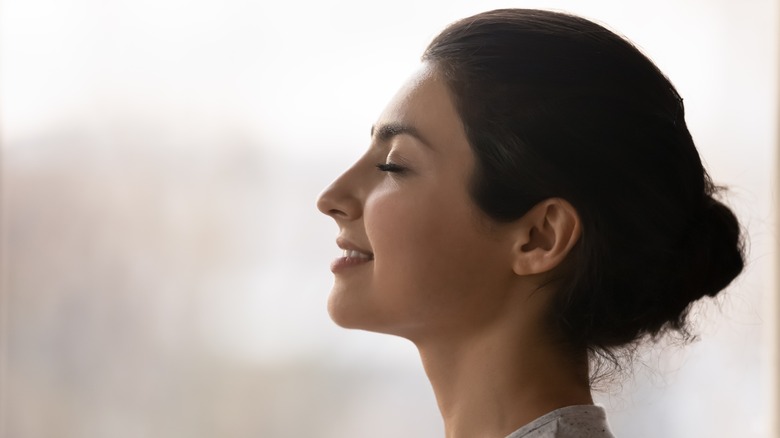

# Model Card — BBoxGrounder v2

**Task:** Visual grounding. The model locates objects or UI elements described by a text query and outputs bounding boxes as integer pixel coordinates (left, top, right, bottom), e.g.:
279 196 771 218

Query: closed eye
375 163 407 173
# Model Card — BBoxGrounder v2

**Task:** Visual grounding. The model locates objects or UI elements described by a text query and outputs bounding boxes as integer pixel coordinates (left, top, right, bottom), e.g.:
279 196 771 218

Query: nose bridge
316 158 365 220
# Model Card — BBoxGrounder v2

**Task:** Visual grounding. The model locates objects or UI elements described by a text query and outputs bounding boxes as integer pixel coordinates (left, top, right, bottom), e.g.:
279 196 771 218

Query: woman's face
317 65 518 341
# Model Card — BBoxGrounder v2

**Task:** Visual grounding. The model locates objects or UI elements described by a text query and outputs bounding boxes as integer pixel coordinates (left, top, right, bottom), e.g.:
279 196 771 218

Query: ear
511 198 582 276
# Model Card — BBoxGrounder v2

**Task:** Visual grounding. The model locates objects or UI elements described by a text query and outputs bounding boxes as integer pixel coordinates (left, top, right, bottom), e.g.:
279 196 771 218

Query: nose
316 167 363 221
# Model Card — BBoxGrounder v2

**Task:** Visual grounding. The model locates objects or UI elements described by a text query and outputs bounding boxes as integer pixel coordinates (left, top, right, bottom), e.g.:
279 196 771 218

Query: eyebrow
370 122 433 149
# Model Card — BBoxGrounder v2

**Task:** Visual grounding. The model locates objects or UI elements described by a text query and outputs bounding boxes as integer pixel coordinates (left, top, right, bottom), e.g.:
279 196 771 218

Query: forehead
375 64 467 151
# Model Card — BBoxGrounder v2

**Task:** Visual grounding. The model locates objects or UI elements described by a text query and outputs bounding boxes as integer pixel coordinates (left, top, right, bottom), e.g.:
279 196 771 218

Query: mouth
342 249 374 260
331 240 374 273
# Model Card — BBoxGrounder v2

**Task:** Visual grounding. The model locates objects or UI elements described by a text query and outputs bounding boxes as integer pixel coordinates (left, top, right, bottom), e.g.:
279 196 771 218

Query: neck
414 321 592 438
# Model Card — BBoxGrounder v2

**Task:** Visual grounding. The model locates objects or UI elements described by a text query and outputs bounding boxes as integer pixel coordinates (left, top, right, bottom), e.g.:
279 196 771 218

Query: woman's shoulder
505 405 615 438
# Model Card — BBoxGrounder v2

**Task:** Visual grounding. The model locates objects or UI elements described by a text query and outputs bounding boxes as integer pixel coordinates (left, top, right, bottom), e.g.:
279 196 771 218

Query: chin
326 291 398 334
326 291 366 329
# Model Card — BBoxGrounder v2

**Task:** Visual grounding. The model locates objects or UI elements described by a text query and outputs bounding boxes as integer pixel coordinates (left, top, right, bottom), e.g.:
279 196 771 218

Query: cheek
365 187 505 309
365 190 436 281
365 186 451 264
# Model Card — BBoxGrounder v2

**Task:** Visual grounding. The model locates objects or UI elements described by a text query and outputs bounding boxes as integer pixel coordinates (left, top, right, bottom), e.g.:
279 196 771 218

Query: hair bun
679 196 745 302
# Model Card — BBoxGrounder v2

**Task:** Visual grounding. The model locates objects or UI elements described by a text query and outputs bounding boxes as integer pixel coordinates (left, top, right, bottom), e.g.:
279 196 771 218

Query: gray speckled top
504 405 615 438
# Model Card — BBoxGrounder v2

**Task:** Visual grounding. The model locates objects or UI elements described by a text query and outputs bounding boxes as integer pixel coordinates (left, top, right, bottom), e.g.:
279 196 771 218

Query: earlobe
511 198 581 276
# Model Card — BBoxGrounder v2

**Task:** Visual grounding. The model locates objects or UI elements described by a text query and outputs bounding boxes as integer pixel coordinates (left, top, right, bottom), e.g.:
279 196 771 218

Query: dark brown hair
423 9 745 375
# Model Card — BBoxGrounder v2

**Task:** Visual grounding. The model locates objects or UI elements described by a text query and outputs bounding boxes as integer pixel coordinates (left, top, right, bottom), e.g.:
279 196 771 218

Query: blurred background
1 0 777 437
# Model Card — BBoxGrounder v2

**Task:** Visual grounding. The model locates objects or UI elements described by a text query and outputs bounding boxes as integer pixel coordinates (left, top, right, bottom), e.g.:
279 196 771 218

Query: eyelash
375 162 407 174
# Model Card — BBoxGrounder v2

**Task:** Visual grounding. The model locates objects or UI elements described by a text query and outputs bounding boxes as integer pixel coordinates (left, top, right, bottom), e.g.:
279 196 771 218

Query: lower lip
330 256 373 273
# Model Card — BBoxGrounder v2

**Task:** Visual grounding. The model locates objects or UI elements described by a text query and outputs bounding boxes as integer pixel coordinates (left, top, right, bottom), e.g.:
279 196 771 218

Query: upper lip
336 236 373 256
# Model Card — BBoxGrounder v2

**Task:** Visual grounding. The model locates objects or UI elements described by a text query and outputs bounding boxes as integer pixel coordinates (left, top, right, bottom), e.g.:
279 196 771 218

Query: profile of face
317 65 526 342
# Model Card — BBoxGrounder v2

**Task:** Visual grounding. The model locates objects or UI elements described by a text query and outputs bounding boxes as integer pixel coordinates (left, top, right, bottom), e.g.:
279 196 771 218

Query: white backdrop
1 1 777 437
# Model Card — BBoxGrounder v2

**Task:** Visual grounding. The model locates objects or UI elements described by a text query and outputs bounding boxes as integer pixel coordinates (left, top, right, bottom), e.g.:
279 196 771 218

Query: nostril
316 193 351 219
316 190 335 215
316 170 362 220
328 208 348 218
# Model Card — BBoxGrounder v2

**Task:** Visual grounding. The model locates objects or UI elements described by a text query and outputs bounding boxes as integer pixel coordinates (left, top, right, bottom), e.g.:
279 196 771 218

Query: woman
317 9 744 438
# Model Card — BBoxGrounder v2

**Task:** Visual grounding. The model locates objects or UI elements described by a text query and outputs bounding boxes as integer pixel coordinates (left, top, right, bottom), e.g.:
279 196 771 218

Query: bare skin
318 64 593 438
415 285 593 438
